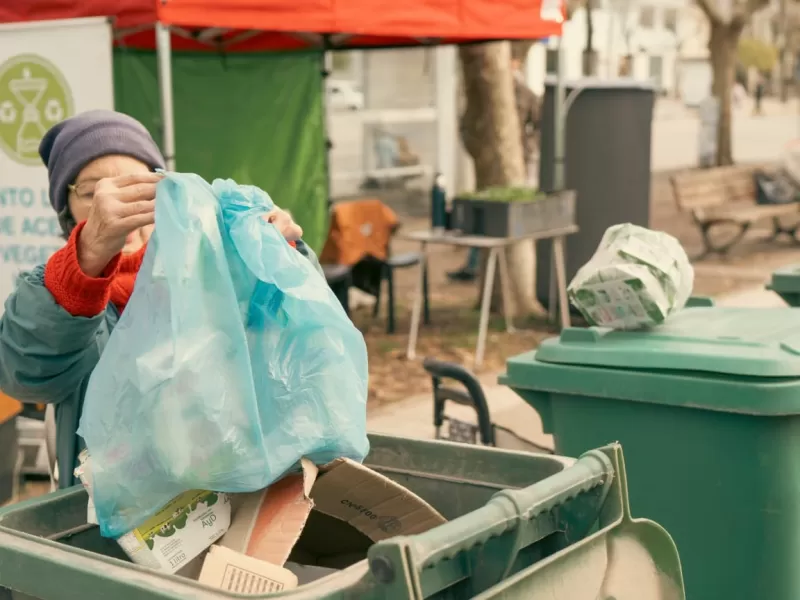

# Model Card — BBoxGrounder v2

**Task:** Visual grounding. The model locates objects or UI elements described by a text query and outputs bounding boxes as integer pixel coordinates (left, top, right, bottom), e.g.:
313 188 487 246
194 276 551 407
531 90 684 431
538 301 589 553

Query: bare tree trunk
709 22 739 166
510 40 536 63
459 42 541 317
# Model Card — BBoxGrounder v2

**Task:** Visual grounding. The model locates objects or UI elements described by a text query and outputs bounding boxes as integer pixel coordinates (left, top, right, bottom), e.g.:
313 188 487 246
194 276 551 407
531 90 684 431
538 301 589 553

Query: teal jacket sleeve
0 266 103 404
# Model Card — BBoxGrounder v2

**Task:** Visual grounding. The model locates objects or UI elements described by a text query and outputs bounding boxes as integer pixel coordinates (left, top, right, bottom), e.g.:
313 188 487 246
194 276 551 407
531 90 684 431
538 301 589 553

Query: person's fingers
114 183 158 203
118 199 155 218
109 172 164 188
122 211 156 231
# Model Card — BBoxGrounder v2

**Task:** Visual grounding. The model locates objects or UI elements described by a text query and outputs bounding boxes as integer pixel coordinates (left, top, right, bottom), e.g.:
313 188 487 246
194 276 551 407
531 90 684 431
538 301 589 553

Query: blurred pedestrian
754 75 765 116
511 55 541 177
732 81 747 110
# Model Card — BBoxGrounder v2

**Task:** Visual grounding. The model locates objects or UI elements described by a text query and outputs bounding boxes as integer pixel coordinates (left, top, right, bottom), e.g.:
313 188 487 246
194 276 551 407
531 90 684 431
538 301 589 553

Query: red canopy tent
2 0 565 193
1 0 562 51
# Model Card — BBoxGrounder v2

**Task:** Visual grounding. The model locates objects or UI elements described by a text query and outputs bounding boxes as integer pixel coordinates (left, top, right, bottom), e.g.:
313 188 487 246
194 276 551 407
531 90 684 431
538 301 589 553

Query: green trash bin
767 265 800 306
0 434 683 599
500 305 800 600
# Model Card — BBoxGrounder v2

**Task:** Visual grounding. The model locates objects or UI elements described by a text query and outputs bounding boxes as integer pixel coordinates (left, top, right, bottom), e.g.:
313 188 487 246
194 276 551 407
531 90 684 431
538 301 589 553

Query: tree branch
732 0 771 27
695 0 723 25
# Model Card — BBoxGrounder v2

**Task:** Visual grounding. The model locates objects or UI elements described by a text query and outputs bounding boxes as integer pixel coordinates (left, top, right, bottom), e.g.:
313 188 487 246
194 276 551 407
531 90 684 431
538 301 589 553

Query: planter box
451 190 576 238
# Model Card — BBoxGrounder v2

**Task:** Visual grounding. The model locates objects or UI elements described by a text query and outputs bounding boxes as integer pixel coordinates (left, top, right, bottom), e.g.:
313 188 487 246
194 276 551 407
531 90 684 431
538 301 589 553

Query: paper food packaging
199 545 298 594
74 451 231 574
219 457 447 570
567 223 694 330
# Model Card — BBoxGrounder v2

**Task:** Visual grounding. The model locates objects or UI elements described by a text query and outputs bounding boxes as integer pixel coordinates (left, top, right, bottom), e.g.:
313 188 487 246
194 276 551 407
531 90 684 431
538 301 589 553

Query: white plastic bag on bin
78 172 369 538
567 223 693 330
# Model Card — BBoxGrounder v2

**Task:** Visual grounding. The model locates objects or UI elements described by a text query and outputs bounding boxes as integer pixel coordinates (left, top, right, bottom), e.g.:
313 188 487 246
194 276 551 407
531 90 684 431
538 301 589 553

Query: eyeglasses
67 181 96 203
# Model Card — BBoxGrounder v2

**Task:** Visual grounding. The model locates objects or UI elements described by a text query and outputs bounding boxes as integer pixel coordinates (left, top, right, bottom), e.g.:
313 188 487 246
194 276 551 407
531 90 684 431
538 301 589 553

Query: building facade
525 0 710 103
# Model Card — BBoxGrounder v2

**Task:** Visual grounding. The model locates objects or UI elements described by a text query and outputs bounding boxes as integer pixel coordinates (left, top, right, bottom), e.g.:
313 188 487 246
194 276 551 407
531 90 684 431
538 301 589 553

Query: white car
326 79 364 111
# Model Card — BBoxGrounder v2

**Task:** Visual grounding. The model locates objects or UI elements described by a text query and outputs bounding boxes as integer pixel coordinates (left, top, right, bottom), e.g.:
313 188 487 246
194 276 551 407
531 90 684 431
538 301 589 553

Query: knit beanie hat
39 110 166 234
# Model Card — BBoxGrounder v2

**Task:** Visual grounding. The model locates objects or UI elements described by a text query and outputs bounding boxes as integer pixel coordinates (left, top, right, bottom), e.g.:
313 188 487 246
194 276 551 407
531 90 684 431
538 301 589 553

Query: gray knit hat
38 109 166 234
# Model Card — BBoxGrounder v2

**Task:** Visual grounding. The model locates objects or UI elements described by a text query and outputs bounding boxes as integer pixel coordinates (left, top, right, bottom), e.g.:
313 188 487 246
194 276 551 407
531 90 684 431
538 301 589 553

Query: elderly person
0 110 318 487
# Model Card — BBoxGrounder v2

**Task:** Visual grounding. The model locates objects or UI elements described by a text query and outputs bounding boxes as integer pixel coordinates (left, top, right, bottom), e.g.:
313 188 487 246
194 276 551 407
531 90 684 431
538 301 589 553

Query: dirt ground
362 167 800 405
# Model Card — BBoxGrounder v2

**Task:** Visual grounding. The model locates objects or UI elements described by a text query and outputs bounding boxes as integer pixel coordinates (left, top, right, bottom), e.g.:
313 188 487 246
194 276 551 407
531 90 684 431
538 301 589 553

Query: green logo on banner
0 54 74 166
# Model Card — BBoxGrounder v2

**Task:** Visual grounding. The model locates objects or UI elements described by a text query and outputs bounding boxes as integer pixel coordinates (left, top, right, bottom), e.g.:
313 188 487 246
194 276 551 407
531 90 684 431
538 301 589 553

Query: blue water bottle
431 173 447 231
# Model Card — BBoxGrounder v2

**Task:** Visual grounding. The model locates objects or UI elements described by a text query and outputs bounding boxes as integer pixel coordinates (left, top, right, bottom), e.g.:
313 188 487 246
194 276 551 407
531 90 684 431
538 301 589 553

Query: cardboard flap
313 458 446 541
221 458 319 566
221 457 446 570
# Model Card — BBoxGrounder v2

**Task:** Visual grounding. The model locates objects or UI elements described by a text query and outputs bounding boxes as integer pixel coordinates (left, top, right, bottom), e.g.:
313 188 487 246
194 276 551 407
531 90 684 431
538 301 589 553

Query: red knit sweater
45 221 297 318
44 221 144 317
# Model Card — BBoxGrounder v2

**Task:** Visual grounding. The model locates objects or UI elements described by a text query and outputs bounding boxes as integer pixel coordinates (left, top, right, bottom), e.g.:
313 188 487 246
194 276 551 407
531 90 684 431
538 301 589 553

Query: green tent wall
113 49 329 252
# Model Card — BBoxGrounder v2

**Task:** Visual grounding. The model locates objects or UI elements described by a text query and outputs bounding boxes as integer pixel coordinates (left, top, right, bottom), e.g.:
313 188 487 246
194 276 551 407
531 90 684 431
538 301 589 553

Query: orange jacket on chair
0 391 22 425
320 198 399 266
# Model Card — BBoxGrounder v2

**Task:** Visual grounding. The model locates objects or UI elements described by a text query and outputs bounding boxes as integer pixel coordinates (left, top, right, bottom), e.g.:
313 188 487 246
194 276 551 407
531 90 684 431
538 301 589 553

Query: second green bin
502 305 800 600
768 265 800 306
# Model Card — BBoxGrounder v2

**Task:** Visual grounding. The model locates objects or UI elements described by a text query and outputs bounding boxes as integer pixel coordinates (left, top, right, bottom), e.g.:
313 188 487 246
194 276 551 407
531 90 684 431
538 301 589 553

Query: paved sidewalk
714 286 784 308
367 372 553 449
653 97 799 121
367 285 789 443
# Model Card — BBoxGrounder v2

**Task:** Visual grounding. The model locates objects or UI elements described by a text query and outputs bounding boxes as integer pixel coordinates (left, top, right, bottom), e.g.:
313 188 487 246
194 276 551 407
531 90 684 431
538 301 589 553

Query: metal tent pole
553 37 566 191
553 37 585 192
155 22 176 170
322 39 333 207
434 45 458 199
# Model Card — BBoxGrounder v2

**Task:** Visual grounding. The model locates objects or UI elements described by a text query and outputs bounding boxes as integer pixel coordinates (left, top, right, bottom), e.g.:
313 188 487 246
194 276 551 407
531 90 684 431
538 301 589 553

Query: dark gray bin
452 190 575 238
536 78 655 309
0 418 18 506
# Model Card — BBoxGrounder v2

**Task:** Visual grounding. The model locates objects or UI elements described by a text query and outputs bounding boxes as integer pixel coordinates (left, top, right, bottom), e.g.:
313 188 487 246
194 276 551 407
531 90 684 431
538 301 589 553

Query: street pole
779 0 788 103
554 38 566 191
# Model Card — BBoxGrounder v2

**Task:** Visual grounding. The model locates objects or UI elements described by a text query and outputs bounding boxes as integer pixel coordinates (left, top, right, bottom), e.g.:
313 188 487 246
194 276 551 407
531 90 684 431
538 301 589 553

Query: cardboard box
115 489 231 573
220 457 446 569
75 451 231 574
199 546 298 594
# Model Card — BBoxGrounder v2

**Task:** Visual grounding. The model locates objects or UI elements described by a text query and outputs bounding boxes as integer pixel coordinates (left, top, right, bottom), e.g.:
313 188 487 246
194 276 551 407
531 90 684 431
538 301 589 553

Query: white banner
0 17 114 316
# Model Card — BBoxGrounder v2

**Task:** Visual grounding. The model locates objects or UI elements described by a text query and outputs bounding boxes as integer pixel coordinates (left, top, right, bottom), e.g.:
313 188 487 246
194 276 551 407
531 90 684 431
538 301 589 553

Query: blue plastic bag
78 172 369 538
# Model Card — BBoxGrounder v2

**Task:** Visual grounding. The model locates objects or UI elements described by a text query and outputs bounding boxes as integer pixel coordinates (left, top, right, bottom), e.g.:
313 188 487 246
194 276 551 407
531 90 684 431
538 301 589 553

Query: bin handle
367 450 615 597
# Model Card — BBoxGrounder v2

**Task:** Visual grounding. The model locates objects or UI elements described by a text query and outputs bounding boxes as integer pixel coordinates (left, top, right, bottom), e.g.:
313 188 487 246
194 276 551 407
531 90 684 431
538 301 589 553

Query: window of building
619 55 632 77
545 49 558 75
649 55 664 90
640 6 655 28
664 8 678 33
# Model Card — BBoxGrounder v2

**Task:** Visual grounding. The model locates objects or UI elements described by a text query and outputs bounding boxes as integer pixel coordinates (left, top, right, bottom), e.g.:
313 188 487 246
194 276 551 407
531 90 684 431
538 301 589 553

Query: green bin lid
768 265 800 293
535 307 800 378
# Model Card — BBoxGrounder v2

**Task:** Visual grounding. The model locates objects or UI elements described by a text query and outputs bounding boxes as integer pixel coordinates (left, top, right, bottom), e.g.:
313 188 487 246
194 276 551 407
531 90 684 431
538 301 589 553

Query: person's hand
263 208 303 242
77 173 163 277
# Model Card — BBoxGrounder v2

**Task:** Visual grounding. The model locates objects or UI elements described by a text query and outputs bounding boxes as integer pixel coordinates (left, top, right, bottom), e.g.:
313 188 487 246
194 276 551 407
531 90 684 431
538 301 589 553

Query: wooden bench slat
705 202 799 223
670 164 798 256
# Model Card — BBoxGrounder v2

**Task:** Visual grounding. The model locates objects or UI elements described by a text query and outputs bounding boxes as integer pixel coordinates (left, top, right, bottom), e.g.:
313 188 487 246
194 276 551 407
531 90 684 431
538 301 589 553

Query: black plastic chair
348 253 429 334
322 264 352 316
423 357 553 453
372 252 429 334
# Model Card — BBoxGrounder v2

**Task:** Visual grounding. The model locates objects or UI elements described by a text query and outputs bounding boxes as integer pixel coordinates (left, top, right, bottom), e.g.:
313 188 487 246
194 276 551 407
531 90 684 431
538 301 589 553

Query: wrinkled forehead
75 154 151 185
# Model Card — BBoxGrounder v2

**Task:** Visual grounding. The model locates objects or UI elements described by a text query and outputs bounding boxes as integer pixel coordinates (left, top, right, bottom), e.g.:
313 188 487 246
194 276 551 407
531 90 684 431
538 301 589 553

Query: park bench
671 164 800 257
